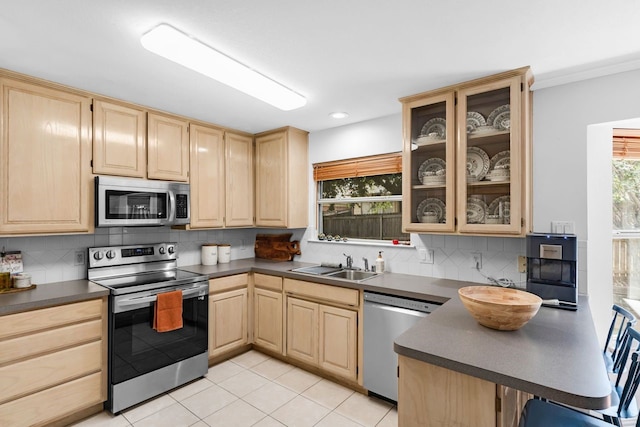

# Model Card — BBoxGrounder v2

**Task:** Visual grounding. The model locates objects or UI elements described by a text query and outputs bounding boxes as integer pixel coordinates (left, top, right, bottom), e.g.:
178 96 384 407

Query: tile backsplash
0 227 587 292
298 229 529 288
0 227 266 285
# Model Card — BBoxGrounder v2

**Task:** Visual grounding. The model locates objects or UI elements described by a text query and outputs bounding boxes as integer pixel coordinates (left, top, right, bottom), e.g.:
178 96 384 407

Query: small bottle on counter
375 251 385 273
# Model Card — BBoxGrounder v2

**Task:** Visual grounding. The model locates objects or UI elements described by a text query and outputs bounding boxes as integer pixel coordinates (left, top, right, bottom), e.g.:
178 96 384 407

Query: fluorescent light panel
141 24 306 111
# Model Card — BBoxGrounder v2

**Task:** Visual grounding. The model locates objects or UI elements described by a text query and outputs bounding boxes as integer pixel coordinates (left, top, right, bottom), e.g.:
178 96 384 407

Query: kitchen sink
290 266 378 282
326 269 378 282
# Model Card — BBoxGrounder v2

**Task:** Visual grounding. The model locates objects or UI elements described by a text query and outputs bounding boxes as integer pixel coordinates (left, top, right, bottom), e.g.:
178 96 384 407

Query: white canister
201 244 218 266
12 273 32 288
218 244 231 263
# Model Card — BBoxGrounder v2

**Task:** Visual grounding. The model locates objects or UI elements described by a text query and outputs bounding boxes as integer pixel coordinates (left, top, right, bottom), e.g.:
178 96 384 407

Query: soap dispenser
375 251 385 273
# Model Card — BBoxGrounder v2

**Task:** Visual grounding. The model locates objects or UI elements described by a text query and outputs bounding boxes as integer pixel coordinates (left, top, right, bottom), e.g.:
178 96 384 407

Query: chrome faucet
343 253 353 269
363 257 369 272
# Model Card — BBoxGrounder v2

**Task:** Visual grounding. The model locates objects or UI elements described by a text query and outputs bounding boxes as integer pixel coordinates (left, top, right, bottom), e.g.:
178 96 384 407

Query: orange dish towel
153 289 183 332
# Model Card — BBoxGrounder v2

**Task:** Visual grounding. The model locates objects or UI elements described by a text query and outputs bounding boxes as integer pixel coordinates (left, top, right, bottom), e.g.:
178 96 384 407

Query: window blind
613 128 640 160
313 152 402 181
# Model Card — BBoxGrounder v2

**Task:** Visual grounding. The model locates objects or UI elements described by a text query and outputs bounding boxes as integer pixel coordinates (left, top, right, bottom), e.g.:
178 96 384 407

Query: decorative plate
487 104 510 127
466 111 486 133
485 173 510 182
466 147 490 181
492 111 511 130
418 158 446 180
420 117 446 138
467 196 488 224
414 134 444 145
490 150 511 170
416 198 446 223
488 196 510 222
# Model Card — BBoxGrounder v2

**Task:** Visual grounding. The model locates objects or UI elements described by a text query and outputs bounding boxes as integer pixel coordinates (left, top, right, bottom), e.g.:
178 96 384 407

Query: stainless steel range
88 243 209 413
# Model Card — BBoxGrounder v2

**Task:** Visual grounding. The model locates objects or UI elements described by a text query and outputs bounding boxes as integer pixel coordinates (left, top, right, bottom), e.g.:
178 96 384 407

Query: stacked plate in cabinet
418 158 446 185
466 105 511 135
465 195 511 224
417 198 445 223
415 117 446 145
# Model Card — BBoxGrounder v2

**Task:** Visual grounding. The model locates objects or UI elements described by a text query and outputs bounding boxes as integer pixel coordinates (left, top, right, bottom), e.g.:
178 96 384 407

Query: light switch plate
418 248 434 264
551 220 575 234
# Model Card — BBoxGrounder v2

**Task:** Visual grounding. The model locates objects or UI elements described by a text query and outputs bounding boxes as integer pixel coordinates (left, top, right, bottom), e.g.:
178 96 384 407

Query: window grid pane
317 173 407 241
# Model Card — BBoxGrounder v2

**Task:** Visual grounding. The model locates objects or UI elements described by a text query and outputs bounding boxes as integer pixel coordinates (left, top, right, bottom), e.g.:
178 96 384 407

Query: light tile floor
72 350 397 427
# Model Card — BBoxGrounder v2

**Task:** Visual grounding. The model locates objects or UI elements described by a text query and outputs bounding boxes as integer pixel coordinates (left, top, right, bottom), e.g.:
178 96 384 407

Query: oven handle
117 285 206 307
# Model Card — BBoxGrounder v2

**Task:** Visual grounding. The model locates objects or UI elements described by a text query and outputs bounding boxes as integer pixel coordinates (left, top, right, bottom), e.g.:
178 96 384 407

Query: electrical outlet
426 249 434 264
518 256 527 273
471 252 482 269
74 250 85 266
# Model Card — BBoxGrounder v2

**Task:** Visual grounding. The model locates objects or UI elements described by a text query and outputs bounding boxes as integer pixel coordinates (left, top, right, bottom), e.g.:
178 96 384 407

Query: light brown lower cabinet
318 304 358 381
286 297 319 365
398 355 531 427
252 273 284 355
209 274 249 358
0 298 107 427
284 278 359 383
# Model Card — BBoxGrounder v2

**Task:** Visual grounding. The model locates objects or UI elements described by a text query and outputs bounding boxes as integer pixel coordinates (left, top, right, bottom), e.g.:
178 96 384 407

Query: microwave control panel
176 194 188 219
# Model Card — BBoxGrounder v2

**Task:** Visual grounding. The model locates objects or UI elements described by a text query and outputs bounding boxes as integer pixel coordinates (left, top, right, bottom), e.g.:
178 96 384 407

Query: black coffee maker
526 233 578 310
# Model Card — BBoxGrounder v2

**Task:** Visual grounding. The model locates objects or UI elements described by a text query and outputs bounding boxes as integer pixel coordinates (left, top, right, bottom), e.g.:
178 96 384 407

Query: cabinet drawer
209 273 249 293
284 278 359 307
254 273 283 291
0 299 102 340
0 340 102 403
0 372 102 427
0 319 102 365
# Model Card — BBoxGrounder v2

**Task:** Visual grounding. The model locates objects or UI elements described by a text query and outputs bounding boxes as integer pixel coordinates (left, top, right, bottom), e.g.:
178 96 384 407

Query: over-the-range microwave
95 176 190 227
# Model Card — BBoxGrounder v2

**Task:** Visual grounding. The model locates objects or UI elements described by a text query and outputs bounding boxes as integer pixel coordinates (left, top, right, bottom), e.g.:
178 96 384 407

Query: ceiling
2 0 640 134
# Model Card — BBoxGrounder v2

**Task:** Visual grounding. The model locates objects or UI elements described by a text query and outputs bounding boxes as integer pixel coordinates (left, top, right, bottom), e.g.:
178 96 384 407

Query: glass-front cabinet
401 67 532 236
402 92 456 233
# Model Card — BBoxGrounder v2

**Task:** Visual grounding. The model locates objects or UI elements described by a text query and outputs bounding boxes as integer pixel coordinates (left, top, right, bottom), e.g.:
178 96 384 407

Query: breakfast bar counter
394 295 612 426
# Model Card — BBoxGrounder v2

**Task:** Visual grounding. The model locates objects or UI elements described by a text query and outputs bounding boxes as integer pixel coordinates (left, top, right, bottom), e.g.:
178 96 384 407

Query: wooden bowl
458 286 542 331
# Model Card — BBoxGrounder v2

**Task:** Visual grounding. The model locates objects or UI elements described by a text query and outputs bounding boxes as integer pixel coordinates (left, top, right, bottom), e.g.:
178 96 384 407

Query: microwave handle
168 190 176 222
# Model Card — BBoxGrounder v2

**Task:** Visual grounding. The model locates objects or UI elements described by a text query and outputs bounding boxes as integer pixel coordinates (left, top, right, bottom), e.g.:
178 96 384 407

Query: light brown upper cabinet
225 132 254 227
0 77 93 234
255 127 308 228
401 67 533 236
189 124 226 228
92 100 146 178
147 112 189 182
188 127 254 229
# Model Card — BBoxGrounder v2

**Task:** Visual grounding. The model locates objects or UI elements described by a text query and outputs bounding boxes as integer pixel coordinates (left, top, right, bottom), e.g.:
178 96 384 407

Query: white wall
533 68 640 340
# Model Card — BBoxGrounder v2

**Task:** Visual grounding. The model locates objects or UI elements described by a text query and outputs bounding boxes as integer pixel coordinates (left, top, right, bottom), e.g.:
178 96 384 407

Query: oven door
109 281 208 386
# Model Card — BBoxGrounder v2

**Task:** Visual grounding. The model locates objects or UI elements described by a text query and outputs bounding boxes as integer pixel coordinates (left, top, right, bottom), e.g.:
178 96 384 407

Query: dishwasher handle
365 301 431 317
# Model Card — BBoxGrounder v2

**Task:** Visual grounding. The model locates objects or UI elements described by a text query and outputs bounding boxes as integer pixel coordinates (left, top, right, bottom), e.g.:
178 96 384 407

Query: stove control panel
88 243 177 268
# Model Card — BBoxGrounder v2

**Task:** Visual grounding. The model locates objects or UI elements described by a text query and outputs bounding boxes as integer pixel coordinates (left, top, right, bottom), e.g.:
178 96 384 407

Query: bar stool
519 328 640 426
604 304 636 373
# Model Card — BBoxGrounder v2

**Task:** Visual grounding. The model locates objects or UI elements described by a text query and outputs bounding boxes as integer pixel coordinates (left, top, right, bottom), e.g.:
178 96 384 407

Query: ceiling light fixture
140 24 307 111
329 112 349 119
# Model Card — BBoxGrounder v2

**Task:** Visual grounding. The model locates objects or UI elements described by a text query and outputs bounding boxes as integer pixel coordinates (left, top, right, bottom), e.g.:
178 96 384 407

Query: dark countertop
0 257 611 411
0 280 108 316
181 259 462 304
0 259 460 316
394 294 612 410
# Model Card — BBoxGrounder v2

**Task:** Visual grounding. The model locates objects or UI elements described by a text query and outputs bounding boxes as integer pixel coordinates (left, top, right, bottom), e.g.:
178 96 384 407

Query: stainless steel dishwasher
363 291 440 402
